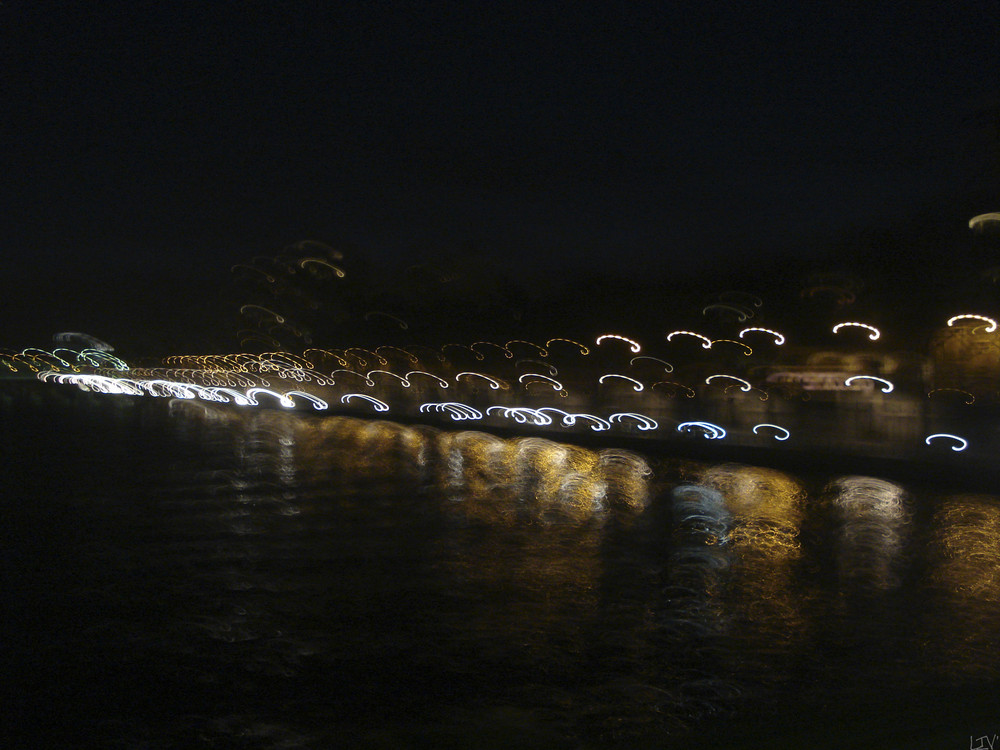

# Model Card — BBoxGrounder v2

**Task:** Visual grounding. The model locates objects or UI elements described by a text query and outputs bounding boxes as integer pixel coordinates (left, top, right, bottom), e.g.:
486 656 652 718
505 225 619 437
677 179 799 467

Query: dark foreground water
3 385 1000 749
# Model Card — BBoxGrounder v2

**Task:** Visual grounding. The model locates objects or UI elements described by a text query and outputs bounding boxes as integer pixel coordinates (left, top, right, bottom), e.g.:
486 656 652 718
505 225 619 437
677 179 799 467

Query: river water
3 384 1000 748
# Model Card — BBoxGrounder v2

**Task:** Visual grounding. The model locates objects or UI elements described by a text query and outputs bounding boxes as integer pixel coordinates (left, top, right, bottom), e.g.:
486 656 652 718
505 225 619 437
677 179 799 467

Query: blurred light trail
710 339 753 355
519 373 566 393
595 334 641 353
505 340 548 357
545 338 590 355
753 423 790 441
832 322 881 340
845 375 894 393
608 412 658 430
678 421 726 439
598 374 644 391
341 393 390 412
456 371 506 390
419 402 482 421
947 314 997 332
629 355 673 372
925 433 968 451
666 330 712 348
739 327 785 345
706 374 752 392
969 213 1000 230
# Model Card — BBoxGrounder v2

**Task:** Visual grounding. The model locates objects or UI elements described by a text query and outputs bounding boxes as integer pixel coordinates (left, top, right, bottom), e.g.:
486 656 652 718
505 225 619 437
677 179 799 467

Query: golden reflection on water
925 495 1000 678
698 464 807 678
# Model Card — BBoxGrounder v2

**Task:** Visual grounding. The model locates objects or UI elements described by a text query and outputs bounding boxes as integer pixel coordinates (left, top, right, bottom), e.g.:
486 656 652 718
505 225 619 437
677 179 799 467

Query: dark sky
2 2 999 343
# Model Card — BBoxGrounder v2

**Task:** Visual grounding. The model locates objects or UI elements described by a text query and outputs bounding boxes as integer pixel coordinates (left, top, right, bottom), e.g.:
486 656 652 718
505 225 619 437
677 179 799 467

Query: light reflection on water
5 391 1000 748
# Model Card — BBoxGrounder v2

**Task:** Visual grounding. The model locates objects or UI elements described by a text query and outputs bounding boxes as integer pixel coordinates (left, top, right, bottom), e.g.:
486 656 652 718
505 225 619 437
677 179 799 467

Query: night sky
3 2 998 346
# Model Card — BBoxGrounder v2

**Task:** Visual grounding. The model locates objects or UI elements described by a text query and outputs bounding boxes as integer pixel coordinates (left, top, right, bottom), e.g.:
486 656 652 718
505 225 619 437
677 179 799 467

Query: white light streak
609 412 658 431
598 374 644 391
366 370 411 387
832 322 881 341
925 433 968 452
284 391 329 410
739 327 785 345
595 334 641 353
245 387 295 408
419 401 483 421
666 330 712 349
485 406 553 425
947 314 997 333
677 421 726 440
341 393 390 412
705 374 752 392
752 423 790 441
844 375 894 393
404 370 450 388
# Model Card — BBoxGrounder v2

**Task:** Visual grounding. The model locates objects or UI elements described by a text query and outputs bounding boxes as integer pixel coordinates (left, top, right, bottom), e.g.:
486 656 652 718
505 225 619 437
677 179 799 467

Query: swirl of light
53 332 114 352
739 327 785 345
705 374 752 392
284 391 329 410
545 338 589 355
752 423 790 441
505 339 548 357
710 339 752 355
240 304 285 324
204 387 254 406
345 347 388 366
598 374 644 392
666 330 712 349
404 370 449 388
595 334 641 353
298 257 346 277
927 388 975 405
832 322 881 341
330 369 376 387
630 355 673 373
925 433 968 452
516 358 558 376
341 393 390 412
485 406 553 425
472 341 514 359
519 373 565 392
367 370 411 387
969 213 1000 230
702 303 750 321
565 413 611 431
677 421 726 439
304 348 350 367
845 375 894 393
364 310 408 329
419 401 482 421
20 348 75 371
651 381 696 398
245 387 295 408
534 407 609 431
375 346 420 365
442 343 484 361
609 412 658 431
456 371 506 390
946 314 997 333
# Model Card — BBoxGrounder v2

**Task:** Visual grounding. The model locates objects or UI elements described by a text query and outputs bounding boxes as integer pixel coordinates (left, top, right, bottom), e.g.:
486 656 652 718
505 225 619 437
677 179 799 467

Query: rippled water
4 385 1000 748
